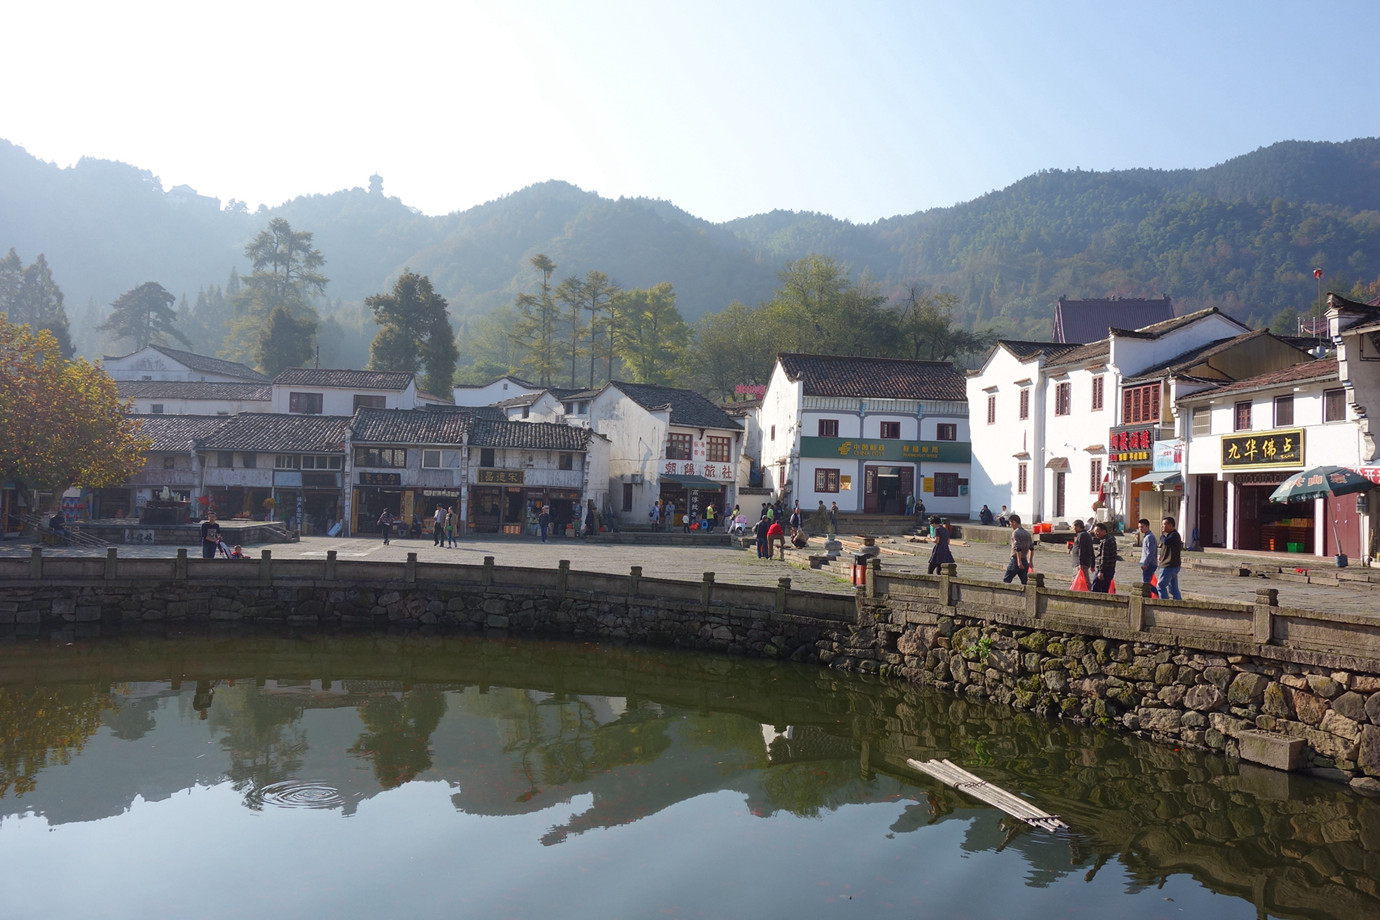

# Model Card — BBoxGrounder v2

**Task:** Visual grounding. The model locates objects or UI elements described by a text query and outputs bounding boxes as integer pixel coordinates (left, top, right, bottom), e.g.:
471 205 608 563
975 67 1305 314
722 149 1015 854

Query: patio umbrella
1268 465 1373 561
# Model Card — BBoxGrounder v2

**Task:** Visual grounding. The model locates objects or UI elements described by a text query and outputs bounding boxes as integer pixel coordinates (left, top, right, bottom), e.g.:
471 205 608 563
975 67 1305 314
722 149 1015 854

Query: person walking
433 505 445 546
665 500 676 532
1002 514 1032 585
1137 518 1158 587
1091 522 1118 593
377 509 395 545
1157 516 1184 600
927 522 955 574
753 513 770 559
704 503 715 532
446 506 458 547
1069 519 1095 589
538 505 550 543
200 511 222 560
828 501 838 538
650 500 661 531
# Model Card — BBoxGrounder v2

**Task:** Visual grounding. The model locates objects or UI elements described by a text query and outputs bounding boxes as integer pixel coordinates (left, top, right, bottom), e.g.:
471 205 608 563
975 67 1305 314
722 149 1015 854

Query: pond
2 632 1377 920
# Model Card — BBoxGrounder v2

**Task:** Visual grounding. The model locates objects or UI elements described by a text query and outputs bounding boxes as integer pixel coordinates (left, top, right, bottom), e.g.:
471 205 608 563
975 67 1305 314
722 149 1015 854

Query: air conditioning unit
629 473 644 484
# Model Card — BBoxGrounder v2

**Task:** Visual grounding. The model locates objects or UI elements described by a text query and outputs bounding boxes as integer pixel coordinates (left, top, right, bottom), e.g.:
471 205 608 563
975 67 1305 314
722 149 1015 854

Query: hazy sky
5 1 1377 224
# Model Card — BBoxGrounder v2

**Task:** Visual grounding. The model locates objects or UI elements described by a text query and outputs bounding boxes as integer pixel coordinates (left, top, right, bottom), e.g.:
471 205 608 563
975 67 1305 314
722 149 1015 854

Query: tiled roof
273 368 414 390
1120 331 1276 384
775 354 967 402
149 346 269 381
610 381 743 428
350 407 469 444
998 340 1080 360
1179 356 1338 400
470 418 593 450
128 415 232 452
1043 340 1111 371
196 413 351 452
453 374 540 391
1053 297 1175 344
425 403 505 421
1109 306 1239 340
117 381 272 401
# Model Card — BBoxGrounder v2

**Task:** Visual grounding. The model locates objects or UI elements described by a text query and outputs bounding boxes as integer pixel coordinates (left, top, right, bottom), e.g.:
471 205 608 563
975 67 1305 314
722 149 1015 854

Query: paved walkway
4 530 1377 617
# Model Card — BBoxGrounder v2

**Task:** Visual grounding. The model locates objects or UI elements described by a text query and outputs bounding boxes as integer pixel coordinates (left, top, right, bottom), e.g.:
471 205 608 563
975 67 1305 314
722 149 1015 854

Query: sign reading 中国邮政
1220 428 1304 469
799 437 970 463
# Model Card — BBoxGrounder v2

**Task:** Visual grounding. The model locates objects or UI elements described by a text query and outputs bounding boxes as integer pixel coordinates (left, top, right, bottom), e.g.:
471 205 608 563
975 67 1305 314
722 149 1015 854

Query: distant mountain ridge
2 137 1378 359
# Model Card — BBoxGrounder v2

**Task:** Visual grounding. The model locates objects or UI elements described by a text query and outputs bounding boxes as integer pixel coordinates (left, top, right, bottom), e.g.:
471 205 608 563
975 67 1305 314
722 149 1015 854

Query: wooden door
1195 475 1215 547
1054 472 1066 518
1325 492 1363 558
1236 485 1261 551
864 466 878 514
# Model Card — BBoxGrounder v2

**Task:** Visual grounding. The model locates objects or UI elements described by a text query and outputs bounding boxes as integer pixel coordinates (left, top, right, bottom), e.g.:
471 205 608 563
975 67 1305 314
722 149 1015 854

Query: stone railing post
940 563 957 608
701 571 715 605
776 576 791 615
629 565 642 595
325 550 337 580
482 555 495 587
29 546 42 581
258 549 272 584
1253 588 1279 644
175 548 188 581
1128 581 1151 631
1025 572 1044 619
866 557 881 599
104 547 118 582
557 559 570 594
405 552 417 585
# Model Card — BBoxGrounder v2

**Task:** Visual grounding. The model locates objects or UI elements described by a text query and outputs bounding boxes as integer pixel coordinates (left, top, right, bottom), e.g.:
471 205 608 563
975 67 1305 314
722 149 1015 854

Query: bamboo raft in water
907 758 1068 832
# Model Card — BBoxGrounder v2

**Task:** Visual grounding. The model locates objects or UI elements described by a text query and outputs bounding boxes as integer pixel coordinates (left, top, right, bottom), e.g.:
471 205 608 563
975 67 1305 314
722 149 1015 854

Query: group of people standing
1000 514 1183 599
432 505 460 547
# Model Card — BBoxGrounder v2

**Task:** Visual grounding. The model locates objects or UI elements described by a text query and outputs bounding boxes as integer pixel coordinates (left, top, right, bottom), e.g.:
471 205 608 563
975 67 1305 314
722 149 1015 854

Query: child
229 544 246 559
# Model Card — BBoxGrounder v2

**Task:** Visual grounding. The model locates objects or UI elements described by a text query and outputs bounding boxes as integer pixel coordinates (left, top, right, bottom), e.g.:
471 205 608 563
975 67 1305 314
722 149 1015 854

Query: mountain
3 137 1379 361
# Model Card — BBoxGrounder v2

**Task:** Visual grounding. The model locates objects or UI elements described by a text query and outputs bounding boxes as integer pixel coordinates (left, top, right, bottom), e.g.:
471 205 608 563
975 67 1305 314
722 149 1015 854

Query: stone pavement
3 530 1377 617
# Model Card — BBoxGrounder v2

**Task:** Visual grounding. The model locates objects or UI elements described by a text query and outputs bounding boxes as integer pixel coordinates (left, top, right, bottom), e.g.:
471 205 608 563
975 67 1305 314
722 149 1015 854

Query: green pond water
1 632 1377 920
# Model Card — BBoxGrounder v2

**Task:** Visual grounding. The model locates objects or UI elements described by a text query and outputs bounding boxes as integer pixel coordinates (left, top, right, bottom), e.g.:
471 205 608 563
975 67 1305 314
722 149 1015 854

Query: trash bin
851 553 869 586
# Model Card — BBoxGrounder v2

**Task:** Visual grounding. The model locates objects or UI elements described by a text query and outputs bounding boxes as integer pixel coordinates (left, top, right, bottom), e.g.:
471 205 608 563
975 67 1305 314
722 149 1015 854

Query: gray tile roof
470 418 593 450
1053 297 1175 344
195 414 351 453
996 340 1081 361
1120 330 1286 384
273 368 414 390
128 415 233 453
350 408 470 444
121 346 269 381
1178 356 1338 400
609 381 743 429
775 354 967 402
117 380 272 401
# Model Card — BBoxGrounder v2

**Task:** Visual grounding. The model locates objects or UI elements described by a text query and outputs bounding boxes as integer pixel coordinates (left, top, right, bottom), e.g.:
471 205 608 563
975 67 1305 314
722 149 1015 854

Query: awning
660 474 724 490
1131 470 1183 487
1045 457 1069 471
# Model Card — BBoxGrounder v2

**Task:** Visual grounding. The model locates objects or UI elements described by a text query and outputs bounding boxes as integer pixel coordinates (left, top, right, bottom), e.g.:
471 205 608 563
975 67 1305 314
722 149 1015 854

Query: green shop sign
800 437 971 463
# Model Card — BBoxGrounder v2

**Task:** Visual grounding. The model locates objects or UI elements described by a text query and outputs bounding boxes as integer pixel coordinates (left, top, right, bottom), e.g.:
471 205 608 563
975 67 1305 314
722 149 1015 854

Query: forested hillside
2 137 1379 365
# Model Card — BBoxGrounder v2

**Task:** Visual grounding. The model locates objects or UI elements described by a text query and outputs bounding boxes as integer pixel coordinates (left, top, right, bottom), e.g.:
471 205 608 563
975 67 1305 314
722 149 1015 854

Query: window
162 456 175 470
1324 388 1347 422
818 419 839 438
354 447 406 468
667 433 693 460
480 448 496 468
1122 383 1162 425
1192 407 1211 436
933 472 959 497
217 451 234 468
301 455 342 470
1091 376 1104 411
289 392 323 414
521 406 530 419
879 421 901 439
936 423 957 441
814 468 840 493
423 450 442 469
274 455 301 469
1234 401 1252 432
986 395 996 425
622 483 633 511
1273 395 1294 428
1017 462 1028 495
1090 458 1103 493
1019 389 1030 420
150 404 164 414
770 425 776 441
1054 382 1071 416
707 436 731 463
353 394 386 411
242 453 256 468
559 453 574 470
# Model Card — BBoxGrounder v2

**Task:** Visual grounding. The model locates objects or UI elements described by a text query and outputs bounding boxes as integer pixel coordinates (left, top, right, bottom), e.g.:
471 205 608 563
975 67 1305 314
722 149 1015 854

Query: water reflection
1 633 1377 920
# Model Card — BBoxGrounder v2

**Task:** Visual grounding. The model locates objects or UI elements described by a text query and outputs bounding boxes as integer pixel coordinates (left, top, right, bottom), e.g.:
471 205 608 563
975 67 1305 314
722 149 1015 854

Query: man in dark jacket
754 514 770 559
1157 516 1184 599
1069 519 1095 588
1091 522 1118 593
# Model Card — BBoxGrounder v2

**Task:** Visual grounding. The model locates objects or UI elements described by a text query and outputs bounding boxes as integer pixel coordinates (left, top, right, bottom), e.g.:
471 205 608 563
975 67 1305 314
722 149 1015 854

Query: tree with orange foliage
0 314 149 509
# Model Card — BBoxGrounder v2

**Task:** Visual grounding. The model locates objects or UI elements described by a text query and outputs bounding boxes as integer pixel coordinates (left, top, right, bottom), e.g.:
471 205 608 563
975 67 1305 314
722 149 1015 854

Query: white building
272 368 423 414
452 375 543 408
116 380 271 416
759 353 970 517
102 345 268 383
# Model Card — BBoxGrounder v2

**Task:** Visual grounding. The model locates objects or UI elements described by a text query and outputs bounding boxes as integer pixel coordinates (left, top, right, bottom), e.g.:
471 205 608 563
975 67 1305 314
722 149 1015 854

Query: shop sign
734 384 767 397
478 468 525 485
1107 425 1161 464
661 461 734 480
358 472 401 486
1152 439 1183 472
799 437 970 463
1354 467 1380 485
1221 428 1304 469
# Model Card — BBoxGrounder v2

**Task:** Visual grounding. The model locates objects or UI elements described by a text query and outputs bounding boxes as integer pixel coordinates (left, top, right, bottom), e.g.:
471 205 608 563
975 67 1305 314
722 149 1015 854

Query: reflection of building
761 353 970 516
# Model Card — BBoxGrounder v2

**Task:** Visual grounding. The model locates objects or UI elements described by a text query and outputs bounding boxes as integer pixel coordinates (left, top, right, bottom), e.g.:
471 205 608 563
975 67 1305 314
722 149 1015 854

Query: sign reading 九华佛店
1220 428 1305 469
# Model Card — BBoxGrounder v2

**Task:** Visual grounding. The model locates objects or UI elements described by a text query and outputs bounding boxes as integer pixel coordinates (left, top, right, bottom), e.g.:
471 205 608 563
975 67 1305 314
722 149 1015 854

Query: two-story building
760 354 970 516
346 407 471 536
273 368 439 415
102 345 268 384
465 418 609 535
116 380 272 416
98 415 229 520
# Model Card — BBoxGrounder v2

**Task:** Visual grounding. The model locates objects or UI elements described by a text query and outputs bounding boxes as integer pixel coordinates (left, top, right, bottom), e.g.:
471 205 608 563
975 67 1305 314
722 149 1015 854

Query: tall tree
616 283 690 385
554 275 589 388
762 254 888 356
255 306 317 377
98 281 192 351
225 219 327 371
0 315 148 508
555 270 619 388
366 270 458 397
685 300 778 399
0 250 74 358
510 254 561 387
888 286 996 362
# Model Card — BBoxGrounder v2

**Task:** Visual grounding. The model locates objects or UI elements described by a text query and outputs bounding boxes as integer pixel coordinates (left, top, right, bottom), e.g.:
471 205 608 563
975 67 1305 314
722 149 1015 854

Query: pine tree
98 282 192 351
366 270 458 397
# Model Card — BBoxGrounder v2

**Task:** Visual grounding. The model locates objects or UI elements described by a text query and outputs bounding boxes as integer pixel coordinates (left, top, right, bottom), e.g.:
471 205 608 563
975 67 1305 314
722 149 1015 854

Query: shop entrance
864 466 913 514
1325 491 1364 559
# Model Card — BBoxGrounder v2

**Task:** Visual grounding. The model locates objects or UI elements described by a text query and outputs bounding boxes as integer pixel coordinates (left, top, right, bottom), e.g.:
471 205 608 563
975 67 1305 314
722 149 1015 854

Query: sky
5 1 1379 225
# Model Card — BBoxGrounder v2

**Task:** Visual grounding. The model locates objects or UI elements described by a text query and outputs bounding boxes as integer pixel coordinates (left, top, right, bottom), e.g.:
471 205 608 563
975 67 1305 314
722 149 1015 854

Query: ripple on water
254 781 345 810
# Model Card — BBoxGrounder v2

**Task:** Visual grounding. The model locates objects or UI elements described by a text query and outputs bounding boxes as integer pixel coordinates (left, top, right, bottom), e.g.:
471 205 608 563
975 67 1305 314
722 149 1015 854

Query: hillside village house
758 354 971 517
453 374 544 408
585 381 742 528
98 415 229 521
465 417 609 536
116 380 272 416
968 308 1310 529
102 345 268 383
273 368 437 414
345 407 471 536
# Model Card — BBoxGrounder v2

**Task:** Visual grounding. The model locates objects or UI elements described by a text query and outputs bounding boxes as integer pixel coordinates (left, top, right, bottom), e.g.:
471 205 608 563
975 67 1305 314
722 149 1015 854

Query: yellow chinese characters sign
1220 428 1304 469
